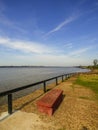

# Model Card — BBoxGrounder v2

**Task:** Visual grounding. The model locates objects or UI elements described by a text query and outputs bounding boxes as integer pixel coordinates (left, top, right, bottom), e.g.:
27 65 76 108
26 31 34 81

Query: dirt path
0 76 98 130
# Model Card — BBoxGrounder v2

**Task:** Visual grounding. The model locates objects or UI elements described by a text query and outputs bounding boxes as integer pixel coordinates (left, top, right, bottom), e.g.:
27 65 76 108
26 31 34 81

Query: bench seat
36 89 63 116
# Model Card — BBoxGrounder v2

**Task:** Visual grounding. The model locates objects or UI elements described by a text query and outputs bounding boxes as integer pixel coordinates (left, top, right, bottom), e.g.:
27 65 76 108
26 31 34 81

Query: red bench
36 89 63 116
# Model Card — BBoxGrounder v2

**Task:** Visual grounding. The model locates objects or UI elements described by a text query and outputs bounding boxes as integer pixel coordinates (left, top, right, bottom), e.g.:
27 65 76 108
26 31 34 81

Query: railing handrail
0 73 72 97
0 72 74 114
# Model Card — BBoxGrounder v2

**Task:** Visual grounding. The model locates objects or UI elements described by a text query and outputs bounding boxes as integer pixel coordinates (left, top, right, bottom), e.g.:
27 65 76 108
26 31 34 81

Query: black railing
0 73 74 114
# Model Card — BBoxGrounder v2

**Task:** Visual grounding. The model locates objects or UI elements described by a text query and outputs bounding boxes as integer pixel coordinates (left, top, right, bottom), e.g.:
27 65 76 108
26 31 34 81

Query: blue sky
0 0 98 66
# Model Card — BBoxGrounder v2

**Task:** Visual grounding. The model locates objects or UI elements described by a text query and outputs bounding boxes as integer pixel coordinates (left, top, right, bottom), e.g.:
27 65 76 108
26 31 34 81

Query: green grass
75 74 98 99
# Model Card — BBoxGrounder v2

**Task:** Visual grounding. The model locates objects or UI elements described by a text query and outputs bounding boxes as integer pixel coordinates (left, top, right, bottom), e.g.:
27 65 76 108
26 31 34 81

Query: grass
75 74 98 99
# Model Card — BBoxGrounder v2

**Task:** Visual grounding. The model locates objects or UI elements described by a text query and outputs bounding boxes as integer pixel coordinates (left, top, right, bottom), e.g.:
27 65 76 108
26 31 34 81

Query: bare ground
0 75 98 130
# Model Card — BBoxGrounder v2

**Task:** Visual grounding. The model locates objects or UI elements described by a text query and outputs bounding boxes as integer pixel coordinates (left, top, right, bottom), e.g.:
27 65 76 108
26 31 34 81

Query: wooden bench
36 89 63 116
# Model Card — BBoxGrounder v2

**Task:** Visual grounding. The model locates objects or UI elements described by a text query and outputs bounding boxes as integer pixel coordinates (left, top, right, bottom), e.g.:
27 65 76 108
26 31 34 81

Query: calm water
0 67 90 104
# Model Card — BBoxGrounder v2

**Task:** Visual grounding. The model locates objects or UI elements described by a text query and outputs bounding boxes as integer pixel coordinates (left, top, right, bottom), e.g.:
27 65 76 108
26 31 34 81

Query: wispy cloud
64 43 73 49
77 0 88 7
0 36 92 56
0 2 27 34
0 36 94 66
44 15 77 37
95 2 98 6
69 47 92 56
0 37 53 54
0 1 5 13
0 14 27 34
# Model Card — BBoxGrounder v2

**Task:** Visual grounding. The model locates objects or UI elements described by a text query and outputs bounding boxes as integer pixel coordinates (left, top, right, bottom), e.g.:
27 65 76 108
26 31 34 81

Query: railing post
56 77 58 85
8 94 12 114
65 74 67 79
68 74 70 78
43 81 46 93
62 75 64 82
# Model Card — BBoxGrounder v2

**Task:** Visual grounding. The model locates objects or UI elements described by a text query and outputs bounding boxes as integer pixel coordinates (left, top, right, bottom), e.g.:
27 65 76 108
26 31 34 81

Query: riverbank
0 70 98 130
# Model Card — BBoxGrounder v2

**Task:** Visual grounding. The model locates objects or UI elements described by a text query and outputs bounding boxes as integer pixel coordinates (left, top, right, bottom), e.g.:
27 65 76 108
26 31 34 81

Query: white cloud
69 47 92 56
0 37 94 66
0 37 9 43
44 15 77 37
64 43 73 48
13 45 93 66
12 53 91 66
0 37 53 54
0 37 93 56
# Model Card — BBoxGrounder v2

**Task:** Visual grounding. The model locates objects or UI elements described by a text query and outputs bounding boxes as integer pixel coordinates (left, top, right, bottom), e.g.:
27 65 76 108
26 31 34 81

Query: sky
0 0 98 66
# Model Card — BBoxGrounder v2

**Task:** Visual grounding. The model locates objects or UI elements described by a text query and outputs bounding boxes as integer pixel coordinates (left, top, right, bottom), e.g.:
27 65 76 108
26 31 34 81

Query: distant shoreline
0 66 82 68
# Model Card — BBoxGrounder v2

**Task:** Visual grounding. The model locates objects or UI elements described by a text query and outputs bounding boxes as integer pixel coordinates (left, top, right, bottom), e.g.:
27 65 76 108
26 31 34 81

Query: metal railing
0 73 74 114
